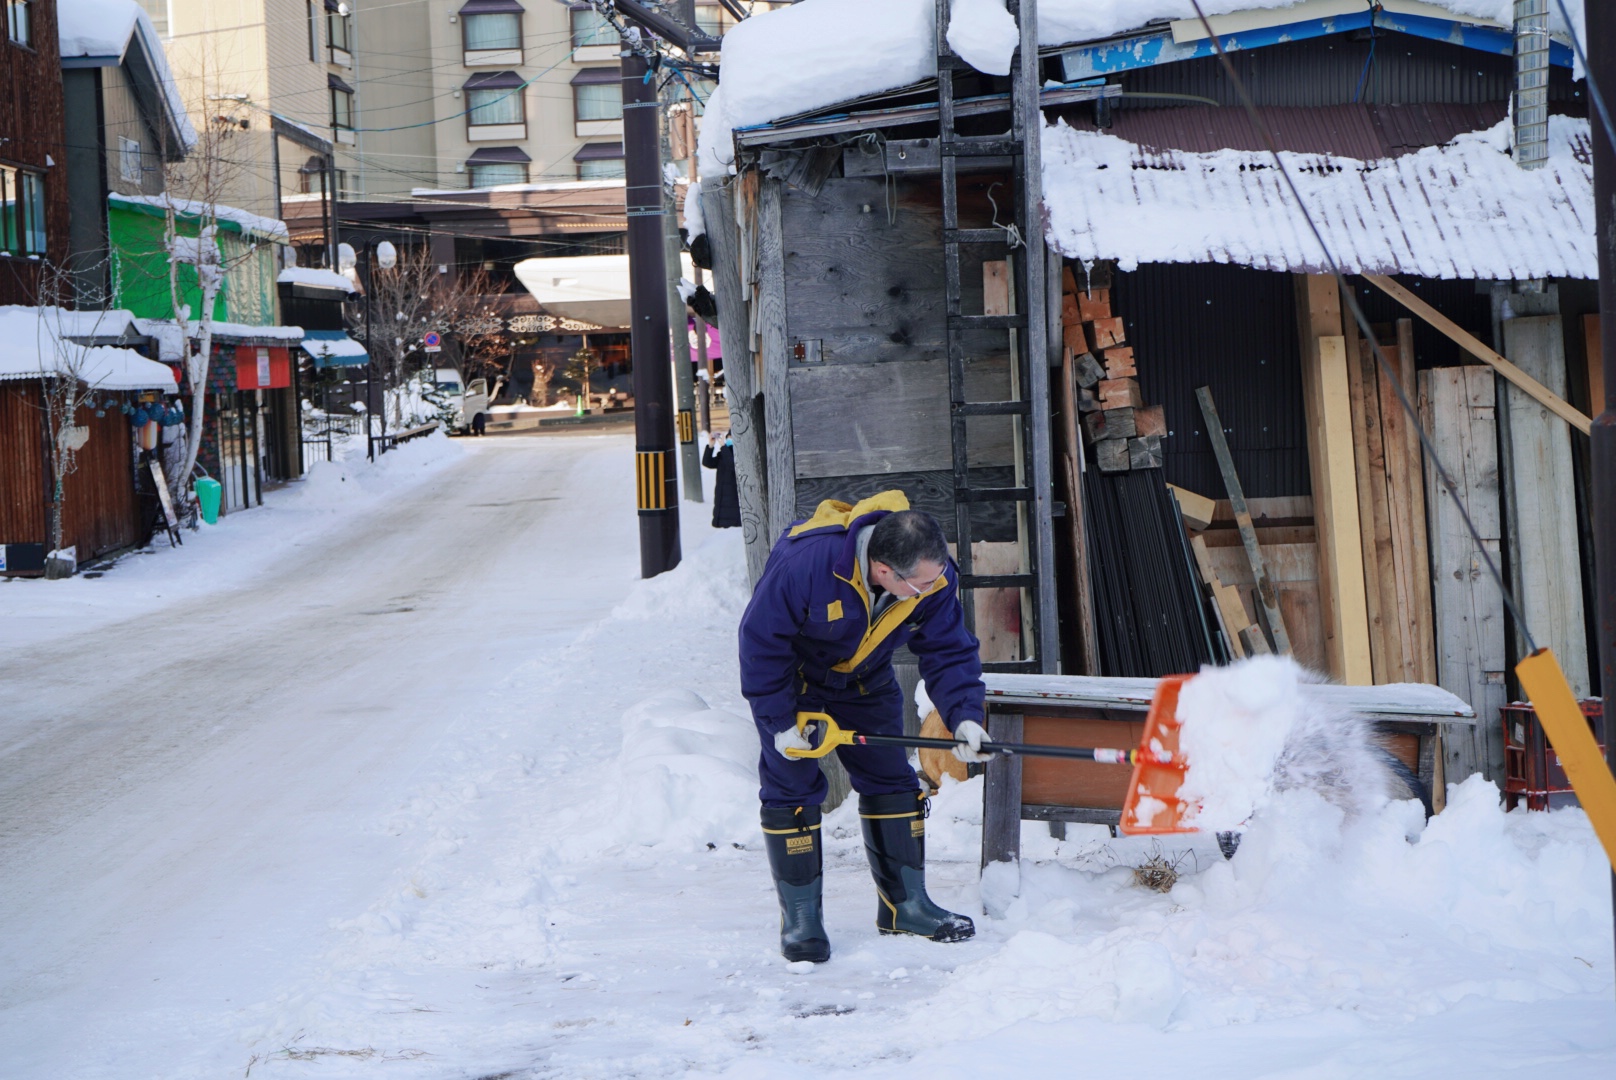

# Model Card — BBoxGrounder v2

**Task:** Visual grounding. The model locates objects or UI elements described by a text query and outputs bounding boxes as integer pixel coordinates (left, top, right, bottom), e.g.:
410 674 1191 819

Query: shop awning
512 253 693 330
301 330 369 368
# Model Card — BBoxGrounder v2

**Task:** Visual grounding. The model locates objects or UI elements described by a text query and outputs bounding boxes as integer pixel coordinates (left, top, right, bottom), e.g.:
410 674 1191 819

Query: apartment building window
570 5 612 49
574 143 624 181
297 156 326 195
465 72 525 140
326 0 353 64
307 0 319 61
6 0 31 46
329 74 355 144
461 1 523 65
135 0 168 36
466 147 530 189
0 164 47 255
119 137 143 184
571 69 622 137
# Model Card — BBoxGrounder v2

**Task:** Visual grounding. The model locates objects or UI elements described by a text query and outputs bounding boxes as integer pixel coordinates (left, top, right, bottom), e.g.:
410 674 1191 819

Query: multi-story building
2 0 71 306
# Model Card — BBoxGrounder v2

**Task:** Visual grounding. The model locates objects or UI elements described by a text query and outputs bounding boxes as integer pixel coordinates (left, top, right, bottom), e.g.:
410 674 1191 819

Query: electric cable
1188 0 1543 654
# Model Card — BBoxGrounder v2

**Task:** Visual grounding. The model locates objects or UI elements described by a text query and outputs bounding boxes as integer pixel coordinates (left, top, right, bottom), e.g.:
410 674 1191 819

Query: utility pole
1584 0 1616 974
623 45 681 576
661 78 703 503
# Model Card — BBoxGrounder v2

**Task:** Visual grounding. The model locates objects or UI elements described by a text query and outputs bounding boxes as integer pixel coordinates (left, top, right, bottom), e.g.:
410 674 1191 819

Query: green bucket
194 477 222 524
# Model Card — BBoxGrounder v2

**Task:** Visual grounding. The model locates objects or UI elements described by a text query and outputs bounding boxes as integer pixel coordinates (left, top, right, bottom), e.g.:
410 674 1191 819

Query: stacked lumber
1346 319 1436 686
1060 263 1165 473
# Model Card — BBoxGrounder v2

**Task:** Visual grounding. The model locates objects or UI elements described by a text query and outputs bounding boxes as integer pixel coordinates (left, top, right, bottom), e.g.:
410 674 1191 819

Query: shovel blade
1119 674 1198 835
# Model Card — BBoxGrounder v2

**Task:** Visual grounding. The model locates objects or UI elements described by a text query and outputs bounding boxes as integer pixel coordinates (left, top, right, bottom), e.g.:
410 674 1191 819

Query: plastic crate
1501 698 1605 811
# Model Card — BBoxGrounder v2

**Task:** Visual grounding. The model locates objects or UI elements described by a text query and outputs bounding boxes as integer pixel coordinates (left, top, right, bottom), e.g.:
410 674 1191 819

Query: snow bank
614 690 760 850
277 266 354 292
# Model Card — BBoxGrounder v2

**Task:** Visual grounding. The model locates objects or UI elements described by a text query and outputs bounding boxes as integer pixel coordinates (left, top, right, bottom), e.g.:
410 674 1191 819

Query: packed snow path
1 433 1613 1078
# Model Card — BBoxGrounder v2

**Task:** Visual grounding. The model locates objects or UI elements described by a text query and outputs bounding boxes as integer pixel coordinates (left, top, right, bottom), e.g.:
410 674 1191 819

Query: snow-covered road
3 432 1614 1079
0 434 643 1077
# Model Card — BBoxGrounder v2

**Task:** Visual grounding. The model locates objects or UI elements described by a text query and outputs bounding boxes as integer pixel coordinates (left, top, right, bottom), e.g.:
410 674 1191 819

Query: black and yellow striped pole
624 47 680 576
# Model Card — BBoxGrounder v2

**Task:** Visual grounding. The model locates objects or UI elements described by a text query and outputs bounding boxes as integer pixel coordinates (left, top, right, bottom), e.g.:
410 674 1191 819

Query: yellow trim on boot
859 811 919 820
761 823 823 834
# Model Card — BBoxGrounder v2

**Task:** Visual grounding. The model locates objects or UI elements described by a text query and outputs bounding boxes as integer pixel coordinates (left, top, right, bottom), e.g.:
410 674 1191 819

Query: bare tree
346 249 512 427
32 265 125 569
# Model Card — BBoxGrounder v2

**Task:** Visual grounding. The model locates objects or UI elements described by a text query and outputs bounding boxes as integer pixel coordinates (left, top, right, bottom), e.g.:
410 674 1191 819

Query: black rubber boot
859 791 975 942
761 804 831 963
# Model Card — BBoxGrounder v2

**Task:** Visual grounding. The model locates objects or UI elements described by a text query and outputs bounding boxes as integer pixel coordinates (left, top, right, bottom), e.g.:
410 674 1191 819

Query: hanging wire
1551 0 1616 150
1187 0 1542 655
983 182 1023 249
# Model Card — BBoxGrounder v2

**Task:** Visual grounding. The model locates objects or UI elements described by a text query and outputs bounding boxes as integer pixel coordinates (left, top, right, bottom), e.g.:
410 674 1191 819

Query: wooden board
1204 542 1328 674
1396 319 1437 688
972 540 1025 663
758 179 798 543
1346 327 1394 683
981 711 1024 869
787 358 1014 477
1168 484 1216 531
1020 714 1146 809
984 260 1011 318
1500 316 1589 698
1586 314 1606 415
1421 366 1507 782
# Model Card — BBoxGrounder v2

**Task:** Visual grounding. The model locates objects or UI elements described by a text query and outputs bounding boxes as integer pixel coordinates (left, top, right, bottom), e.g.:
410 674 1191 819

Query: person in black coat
702 430 741 528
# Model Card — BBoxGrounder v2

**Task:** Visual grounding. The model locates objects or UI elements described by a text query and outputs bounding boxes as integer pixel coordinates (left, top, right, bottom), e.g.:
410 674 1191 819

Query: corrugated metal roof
1042 115 1596 280
1061 102 1506 159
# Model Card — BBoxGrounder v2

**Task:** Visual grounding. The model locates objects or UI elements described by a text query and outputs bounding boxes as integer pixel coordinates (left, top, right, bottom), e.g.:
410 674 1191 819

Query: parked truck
434 367 491 434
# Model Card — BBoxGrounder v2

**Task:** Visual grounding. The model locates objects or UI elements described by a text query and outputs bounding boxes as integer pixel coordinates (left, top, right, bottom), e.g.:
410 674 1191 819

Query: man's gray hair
869 510 949 577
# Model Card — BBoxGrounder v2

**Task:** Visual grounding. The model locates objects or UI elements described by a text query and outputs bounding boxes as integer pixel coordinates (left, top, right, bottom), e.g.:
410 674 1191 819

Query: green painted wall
106 201 282 327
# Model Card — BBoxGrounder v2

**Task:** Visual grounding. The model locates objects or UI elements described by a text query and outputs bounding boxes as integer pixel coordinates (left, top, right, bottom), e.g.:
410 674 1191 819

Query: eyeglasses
890 565 940 597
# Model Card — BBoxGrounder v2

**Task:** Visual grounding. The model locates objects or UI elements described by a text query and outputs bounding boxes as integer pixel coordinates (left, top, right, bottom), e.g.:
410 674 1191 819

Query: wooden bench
977 674 1476 868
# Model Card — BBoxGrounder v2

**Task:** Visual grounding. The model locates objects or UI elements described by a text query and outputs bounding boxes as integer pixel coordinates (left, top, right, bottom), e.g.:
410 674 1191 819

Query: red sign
234 345 291 390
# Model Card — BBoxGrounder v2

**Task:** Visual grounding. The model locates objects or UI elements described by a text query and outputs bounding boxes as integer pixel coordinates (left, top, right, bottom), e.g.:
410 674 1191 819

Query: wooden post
755 179 797 545
1293 275 1374 684
981 711 1024 869
1421 367 1506 782
1059 351 1100 673
701 181 771 587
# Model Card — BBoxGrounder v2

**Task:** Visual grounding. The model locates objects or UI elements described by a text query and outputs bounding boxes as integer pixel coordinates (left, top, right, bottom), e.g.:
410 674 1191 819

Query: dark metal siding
1058 102 1508 158
1106 31 1578 109
1111 263 1312 499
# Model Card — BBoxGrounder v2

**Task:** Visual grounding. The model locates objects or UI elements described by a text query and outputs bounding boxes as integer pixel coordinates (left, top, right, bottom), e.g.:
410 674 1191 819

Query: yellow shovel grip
1516 648 1616 874
784 711 854 759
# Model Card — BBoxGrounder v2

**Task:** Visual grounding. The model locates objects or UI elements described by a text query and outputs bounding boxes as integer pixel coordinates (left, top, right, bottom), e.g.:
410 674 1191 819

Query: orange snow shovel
787 675 1195 836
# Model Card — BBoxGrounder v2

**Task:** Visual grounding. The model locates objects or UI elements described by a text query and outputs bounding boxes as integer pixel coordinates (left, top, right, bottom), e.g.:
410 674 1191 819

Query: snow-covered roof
698 0 1585 177
300 330 369 368
108 192 290 243
0 306 177 391
278 266 356 293
133 318 307 360
57 0 198 154
1041 115 1594 279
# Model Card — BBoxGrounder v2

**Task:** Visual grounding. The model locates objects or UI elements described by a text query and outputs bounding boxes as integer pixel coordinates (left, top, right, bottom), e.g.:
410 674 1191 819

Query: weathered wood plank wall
1500 315 1589 698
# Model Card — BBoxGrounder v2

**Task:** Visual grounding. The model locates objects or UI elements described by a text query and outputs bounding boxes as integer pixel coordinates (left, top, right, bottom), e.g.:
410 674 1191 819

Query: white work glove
952 719 994 763
774 725 813 760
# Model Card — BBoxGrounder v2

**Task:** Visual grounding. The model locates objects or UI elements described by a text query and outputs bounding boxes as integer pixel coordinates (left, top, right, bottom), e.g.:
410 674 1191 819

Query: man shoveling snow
739 493 989 962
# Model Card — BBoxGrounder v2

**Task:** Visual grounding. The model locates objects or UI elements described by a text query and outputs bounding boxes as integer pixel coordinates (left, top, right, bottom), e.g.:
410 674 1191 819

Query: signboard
423 331 442 353
233 345 291 389
150 460 180 530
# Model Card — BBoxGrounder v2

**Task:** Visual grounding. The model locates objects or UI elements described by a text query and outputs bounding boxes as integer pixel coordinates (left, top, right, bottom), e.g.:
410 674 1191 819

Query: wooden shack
701 2 1598 812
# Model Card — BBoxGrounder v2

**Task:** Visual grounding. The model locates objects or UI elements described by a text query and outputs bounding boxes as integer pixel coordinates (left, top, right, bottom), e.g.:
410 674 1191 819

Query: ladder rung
945 228 1009 246
944 137 1020 157
962 573 1036 590
984 659 1041 674
951 314 1026 331
955 486 1033 503
953 401 1030 417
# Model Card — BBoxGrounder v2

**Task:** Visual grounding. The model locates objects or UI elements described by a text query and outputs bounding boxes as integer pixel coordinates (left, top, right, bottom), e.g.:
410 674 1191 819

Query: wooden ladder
936 0 1059 673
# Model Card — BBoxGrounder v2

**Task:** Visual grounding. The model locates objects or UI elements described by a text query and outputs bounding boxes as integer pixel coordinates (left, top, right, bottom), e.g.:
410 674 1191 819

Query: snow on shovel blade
1120 674 1197 835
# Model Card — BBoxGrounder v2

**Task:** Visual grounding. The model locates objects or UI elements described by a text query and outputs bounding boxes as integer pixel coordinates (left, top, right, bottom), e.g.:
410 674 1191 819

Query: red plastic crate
1501 698 1605 811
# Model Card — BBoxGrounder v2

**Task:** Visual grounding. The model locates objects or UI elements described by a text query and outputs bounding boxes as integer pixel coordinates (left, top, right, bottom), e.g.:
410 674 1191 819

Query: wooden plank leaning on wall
1291 275 1373 684
1419 366 1507 783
